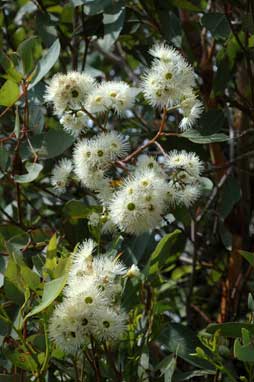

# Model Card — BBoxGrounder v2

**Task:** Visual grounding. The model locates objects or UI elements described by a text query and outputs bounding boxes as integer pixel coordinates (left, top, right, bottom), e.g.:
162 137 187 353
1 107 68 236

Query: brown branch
122 107 168 163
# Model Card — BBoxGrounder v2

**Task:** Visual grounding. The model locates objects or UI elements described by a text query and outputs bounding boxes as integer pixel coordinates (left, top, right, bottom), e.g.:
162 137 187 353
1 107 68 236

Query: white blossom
109 169 168 234
45 71 95 115
86 81 138 115
60 110 88 136
51 158 73 193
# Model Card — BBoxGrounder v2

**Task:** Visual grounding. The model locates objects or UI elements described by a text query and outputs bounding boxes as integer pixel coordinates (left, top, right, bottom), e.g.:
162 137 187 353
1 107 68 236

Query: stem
81 107 106 132
122 106 168 163
186 219 198 322
40 320 50 375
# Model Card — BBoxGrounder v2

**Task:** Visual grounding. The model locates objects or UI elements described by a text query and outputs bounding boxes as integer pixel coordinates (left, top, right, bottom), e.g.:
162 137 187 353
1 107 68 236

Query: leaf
158 10 181 43
43 233 58 278
0 375 18 381
218 175 241 218
206 322 254 337
181 130 228 144
98 7 125 50
171 0 201 11
4 346 38 371
0 146 9 178
158 323 214 370
14 107 20 138
0 224 29 252
201 13 231 39
14 162 43 183
239 250 254 267
234 329 254 362
0 80 20 107
38 129 75 159
63 200 102 221
25 275 67 319
148 230 185 275
0 52 23 83
17 36 39 74
29 39 60 88
173 370 215 381
4 255 25 305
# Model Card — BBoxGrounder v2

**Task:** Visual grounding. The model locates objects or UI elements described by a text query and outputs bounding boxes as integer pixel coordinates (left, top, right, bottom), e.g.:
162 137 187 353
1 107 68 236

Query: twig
122 107 168 163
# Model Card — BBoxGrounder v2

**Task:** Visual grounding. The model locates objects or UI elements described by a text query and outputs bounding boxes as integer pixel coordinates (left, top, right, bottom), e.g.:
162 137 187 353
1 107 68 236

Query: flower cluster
73 131 129 202
166 150 204 207
141 43 203 130
109 168 168 234
86 81 138 115
46 43 209 235
51 158 73 193
45 73 138 136
49 240 128 354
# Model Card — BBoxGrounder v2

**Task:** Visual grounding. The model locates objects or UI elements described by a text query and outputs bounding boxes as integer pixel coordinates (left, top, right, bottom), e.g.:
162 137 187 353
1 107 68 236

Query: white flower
92 307 127 342
165 150 204 207
126 264 140 278
177 184 201 207
45 71 95 115
88 212 101 227
60 110 88 136
68 239 96 280
51 158 73 193
149 43 181 63
48 299 93 353
135 155 166 178
109 170 168 234
93 255 127 282
73 132 128 199
86 81 138 115
141 44 195 109
179 94 204 130
102 131 130 159
166 150 204 178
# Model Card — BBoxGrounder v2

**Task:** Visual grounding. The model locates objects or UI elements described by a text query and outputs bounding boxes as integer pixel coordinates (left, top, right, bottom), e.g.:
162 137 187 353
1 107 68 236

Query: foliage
0 0 254 381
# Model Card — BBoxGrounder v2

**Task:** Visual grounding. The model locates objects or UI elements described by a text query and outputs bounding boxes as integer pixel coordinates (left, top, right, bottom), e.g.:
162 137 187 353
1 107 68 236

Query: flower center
85 296 93 304
127 202 135 211
103 320 110 328
71 89 79 98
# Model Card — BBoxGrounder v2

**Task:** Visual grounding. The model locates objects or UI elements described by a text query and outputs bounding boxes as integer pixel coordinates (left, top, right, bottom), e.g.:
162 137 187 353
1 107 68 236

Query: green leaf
248 293 254 311
148 230 185 275
239 250 254 267
98 7 125 50
158 10 181 44
158 323 214 370
0 52 23 83
181 129 228 144
0 375 18 381
63 200 102 221
218 175 241 218
29 39 60 88
4 346 38 371
0 80 20 107
14 107 20 138
173 370 215 381
0 224 29 252
43 233 58 278
25 275 67 319
201 13 231 39
234 329 254 362
171 0 201 11
38 129 75 159
0 146 9 178
14 162 43 183
249 35 254 48
206 322 254 337
17 36 39 74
